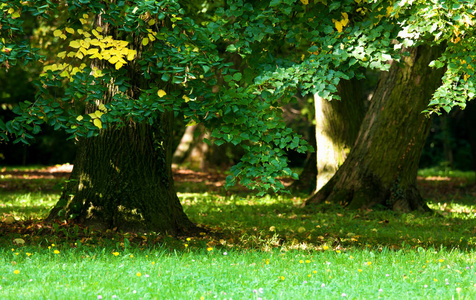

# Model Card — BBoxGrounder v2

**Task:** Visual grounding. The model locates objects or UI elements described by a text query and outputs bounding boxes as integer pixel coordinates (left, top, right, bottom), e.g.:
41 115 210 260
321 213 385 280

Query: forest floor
1 165 476 298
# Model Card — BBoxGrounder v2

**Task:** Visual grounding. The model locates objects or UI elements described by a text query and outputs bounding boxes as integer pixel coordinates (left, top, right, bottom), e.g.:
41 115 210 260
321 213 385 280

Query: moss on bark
306 45 445 212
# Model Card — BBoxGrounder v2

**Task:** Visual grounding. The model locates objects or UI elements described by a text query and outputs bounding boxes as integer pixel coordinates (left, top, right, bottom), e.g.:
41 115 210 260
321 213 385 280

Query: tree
1 1 308 231
314 78 366 191
307 45 445 211
2 0 476 227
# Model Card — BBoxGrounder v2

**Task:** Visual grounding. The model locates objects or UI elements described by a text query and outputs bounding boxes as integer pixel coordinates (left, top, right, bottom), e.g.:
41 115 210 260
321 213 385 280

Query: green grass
2 244 476 299
1 168 476 298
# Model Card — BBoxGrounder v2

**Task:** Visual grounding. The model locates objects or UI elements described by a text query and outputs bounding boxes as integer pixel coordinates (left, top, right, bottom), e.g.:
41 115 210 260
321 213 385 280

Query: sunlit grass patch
418 167 475 181
0 192 59 221
1 245 476 299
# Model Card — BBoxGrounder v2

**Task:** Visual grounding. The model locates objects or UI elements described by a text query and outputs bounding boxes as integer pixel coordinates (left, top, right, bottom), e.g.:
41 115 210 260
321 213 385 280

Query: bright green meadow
1 168 476 299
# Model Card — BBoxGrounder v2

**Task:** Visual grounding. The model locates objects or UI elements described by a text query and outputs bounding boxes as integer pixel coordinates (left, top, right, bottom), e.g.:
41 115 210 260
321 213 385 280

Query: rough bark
314 78 366 190
47 14 196 234
306 45 445 212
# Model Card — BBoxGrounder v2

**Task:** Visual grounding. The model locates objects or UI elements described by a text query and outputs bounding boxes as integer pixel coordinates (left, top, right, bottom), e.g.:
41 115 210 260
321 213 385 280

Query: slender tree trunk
314 78 366 190
306 45 445 212
47 14 196 234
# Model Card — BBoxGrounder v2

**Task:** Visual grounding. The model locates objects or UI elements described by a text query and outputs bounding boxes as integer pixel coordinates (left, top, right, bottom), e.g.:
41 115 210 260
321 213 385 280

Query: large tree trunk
48 112 195 234
314 78 366 190
306 45 445 212
47 14 196 234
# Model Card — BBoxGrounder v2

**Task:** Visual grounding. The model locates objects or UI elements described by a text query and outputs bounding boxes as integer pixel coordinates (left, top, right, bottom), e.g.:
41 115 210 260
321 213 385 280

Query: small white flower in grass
386 274 390 277
112 296 117 299
379 289 383 293
223 252 228 255
304 281 308 284
97 296 102 300
341 293 347 297
253 289 257 294
321 283 326 288
424 285 428 288
145 274 150 278
133 290 137 294
259 288 263 293
258 298 262 300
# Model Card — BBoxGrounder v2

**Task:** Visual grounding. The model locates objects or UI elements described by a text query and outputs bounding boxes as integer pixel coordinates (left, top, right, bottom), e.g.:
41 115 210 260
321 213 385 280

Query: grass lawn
1 167 476 299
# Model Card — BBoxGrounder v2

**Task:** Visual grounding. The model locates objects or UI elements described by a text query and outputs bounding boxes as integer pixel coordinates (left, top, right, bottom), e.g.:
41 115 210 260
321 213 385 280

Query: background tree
314 78 366 191
307 45 445 211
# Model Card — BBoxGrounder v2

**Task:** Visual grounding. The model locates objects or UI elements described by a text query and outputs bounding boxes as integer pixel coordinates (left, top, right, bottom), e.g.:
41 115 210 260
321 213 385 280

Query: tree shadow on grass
1 167 476 253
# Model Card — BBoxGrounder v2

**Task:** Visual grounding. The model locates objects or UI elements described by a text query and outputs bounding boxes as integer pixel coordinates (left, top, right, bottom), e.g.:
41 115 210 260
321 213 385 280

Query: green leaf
226 44 237 53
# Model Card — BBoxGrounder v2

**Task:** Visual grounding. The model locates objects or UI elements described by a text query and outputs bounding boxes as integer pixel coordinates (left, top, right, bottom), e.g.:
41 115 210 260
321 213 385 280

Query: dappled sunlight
419 176 451 181
428 201 476 219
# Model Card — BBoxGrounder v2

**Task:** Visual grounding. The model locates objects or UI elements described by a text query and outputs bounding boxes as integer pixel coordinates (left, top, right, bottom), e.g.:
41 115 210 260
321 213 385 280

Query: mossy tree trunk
47 14 196 234
306 45 445 212
314 78 366 191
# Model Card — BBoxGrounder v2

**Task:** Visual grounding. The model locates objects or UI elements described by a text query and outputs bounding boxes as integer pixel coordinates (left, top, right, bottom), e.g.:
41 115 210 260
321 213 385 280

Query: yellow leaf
86 48 99 55
157 89 167 98
99 104 107 112
464 74 470 82
341 12 349 26
58 51 67 58
115 61 124 69
127 50 136 61
148 33 156 42
93 118 102 129
71 67 80 76
69 40 81 48
109 56 119 64
75 51 84 59
90 39 100 46
142 38 149 46
300 0 309 4
77 29 84 35
94 110 104 118
67 51 76 58
80 18 88 25
96 26 103 32
182 95 190 102
60 34 67 40
53 30 62 37
82 14 89 19
65 27 75 34
83 31 91 38
148 19 156 26
333 20 343 32
386 6 393 17
92 29 100 38
12 11 21 19
88 113 97 119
